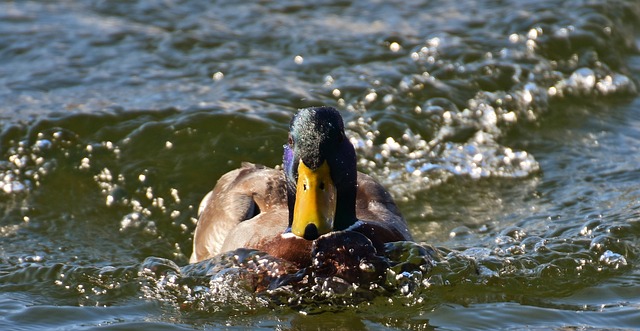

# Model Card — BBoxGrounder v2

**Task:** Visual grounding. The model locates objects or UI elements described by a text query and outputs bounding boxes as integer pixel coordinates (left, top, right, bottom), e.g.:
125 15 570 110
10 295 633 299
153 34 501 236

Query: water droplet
212 71 224 81
599 250 627 269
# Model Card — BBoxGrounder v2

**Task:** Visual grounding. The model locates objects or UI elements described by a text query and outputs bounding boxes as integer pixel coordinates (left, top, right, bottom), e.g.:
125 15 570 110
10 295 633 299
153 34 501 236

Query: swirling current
1 0 640 330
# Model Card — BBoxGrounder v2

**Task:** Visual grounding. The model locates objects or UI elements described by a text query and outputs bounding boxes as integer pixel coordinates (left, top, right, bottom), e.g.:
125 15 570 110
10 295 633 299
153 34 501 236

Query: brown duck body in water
190 106 412 267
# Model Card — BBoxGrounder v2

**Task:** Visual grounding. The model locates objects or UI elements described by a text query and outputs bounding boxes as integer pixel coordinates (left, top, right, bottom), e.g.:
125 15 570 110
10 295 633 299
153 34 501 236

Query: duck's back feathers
352 173 413 250
190 163 288 263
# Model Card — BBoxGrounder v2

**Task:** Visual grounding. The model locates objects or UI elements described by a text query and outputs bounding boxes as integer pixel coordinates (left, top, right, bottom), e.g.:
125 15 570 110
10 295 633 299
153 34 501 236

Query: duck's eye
319 181 325 191
288 134 294 147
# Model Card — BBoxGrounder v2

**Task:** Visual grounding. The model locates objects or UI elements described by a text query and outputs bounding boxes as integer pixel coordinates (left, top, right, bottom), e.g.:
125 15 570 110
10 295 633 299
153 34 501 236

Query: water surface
1 0 640 329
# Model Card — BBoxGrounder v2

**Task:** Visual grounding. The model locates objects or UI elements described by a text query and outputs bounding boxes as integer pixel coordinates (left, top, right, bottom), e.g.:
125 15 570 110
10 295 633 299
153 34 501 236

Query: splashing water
140 236 438 313
328 7 638 199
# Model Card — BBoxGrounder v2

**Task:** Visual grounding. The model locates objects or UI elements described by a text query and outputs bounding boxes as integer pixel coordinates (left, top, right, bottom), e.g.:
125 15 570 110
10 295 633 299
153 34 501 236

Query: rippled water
2 0 640 329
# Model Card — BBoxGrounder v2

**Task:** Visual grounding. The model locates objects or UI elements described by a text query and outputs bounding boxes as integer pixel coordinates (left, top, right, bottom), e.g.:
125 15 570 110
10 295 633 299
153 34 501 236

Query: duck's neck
333 178 358 231
332 139 359 230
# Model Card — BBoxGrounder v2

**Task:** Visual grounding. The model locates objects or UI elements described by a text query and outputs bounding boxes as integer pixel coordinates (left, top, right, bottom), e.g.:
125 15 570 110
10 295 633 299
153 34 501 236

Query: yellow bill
292 160 336 239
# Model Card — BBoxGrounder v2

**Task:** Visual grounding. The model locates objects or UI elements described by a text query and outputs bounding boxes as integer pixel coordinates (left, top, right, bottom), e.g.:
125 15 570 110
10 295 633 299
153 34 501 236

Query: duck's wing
189 163 288 263
354 172 413 242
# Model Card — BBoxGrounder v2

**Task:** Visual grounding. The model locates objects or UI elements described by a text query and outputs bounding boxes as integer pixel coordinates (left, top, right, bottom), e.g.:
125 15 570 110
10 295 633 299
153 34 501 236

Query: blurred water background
1 0 640 329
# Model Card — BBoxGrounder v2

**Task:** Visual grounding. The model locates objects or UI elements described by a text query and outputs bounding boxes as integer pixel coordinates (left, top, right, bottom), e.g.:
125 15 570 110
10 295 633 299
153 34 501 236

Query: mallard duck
190 106 412 266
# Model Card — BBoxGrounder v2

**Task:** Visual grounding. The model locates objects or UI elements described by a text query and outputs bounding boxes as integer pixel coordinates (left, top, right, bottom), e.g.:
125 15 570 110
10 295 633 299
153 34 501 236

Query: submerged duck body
190 107 412 267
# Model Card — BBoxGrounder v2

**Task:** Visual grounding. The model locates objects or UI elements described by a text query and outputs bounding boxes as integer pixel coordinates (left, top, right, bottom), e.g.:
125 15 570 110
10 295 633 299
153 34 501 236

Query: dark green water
2 0 640 329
